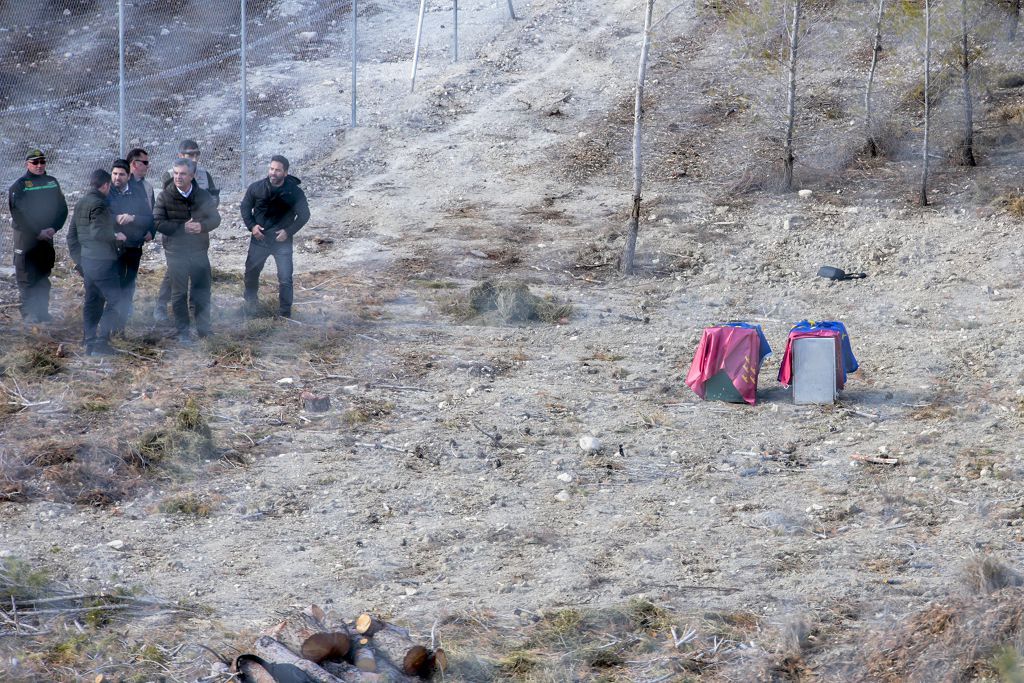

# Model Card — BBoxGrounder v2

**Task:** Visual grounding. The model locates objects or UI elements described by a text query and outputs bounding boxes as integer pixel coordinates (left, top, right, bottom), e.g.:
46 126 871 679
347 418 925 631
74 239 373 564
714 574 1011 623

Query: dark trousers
117 246 143 327
243 237 293 315
14 240 55 319
156 270 171 308
166 249 212 335
81 257 123 346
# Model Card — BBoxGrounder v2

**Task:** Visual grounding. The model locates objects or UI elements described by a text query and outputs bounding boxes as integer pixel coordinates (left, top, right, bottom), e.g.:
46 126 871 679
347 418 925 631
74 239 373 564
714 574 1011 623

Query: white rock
578 435 602 453
555 490 571 502
298 31 318 42
106 540 125 550
798 189 813 198
160 27 170 35
276 377 294 385
557 472 573 483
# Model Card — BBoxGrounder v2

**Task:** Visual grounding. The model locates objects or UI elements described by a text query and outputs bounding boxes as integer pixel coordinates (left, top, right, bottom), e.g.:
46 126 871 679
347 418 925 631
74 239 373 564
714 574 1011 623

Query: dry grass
860 576 1024 682
436 599 753 681
0 345 64 378
460 280 573 324
158 492 216 517
0 556 200 681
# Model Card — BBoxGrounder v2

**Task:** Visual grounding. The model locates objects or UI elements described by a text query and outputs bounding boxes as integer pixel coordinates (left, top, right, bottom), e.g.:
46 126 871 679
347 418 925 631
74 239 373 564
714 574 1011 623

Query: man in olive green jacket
70 170 126 356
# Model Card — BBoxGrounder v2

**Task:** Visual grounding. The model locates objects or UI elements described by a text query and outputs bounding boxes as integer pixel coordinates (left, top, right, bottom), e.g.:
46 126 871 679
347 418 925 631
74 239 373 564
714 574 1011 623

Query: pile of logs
233 606 446 682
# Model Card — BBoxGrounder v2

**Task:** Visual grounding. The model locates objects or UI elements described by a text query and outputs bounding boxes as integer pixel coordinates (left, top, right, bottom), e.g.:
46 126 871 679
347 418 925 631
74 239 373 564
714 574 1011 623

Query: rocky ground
3 0 1024 680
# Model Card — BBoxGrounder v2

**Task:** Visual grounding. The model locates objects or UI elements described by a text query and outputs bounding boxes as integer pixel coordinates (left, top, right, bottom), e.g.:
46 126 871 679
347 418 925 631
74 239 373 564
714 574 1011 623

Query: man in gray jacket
71 170 126 356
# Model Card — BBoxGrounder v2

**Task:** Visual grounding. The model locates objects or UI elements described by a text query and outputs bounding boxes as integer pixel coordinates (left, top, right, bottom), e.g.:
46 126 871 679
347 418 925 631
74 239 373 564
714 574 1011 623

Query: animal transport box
791 336 839 404
777 320 859 404
685 323 771 405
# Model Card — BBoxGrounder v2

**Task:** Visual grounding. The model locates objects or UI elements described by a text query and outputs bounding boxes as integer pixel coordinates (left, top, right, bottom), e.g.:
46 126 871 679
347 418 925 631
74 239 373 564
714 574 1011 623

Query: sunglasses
28 159 46 165
132 159 149 165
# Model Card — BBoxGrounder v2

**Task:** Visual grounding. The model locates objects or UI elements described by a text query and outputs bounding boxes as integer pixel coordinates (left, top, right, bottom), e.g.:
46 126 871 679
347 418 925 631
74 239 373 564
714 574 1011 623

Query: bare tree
959 0 977 165
621 0 655 275
865 0 885 157
782 0 802 192
920 0 931 206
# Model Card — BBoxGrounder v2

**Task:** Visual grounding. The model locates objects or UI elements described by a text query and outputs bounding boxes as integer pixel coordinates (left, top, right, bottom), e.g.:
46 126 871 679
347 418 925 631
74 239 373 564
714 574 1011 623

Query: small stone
405 586 418 596
557 472 573 483
555 490 571 502
783 214 802 230
277 377 294 385
298 31 318 42
798 189 813 198
469 249 489 259
578 435 602 453
106 540 125 550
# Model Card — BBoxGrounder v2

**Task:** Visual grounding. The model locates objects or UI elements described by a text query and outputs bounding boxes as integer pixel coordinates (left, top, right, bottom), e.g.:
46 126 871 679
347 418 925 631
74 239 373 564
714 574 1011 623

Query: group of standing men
8 141 311 355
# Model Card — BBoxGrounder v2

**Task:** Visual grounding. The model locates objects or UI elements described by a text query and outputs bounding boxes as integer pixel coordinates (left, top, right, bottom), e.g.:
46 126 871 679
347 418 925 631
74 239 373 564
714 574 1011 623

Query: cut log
432 648 448 674
305 604 327 624
353 637 377 672
370 627 426 675
354 613 384 636
253 636 349 683
325 658 417 683
265 610 325 652
321 660 387 682
302 632 351 664
403 646 429 677
233 654 277 683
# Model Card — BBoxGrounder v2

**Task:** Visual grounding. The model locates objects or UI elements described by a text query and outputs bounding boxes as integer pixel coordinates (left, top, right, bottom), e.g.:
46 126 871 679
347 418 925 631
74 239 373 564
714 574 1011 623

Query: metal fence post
240 0 248 188
351 0 357 126
411 0 427 92
118 0 125 157
453 0 458 62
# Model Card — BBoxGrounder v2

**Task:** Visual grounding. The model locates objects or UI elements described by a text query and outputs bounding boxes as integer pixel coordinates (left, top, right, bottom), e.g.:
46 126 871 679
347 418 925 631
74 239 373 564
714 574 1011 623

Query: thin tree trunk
782 0 802 192
865 0 885 157
1010 0 1020 41
920 0 930 206
960 0 976 166
621 0 655 275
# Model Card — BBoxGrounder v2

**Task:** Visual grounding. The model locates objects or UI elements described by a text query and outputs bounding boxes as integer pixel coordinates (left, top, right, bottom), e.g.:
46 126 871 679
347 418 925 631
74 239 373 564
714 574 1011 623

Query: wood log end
355 613 382 636
301 632 351 664
403 645 429 676
433 648 448 673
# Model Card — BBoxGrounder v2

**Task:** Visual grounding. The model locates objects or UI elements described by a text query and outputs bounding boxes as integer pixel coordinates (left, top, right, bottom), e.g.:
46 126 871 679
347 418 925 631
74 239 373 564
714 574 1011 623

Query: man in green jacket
154 158 221 342
71 170 126 356
8 148 68 323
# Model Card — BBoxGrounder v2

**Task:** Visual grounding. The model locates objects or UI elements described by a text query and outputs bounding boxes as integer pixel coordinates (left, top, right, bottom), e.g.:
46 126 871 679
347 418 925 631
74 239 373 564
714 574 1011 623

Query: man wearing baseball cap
8 148 68 323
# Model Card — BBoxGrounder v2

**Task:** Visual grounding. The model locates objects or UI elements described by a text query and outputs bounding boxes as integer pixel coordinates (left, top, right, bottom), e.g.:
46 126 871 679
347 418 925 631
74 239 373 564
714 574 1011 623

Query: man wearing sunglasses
154 140 219 323
126 147 155 210
8 148 68 323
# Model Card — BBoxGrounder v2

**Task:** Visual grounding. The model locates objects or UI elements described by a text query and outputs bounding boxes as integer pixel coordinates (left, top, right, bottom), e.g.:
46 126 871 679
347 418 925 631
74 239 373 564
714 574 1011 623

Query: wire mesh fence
0 0 362 266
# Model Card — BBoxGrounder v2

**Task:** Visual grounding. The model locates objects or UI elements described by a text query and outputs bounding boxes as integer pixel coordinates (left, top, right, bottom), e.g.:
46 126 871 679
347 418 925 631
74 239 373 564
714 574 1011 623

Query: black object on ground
817 266 867 281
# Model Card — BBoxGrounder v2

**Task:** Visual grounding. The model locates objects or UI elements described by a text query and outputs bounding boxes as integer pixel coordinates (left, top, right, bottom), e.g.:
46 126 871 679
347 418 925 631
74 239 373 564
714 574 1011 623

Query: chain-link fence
0 0 366 266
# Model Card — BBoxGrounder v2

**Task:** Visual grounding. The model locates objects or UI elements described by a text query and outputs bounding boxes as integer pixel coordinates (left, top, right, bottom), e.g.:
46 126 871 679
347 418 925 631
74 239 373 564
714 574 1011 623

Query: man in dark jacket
8 148 68 323
241 155 310 318
109 159 154 325
154 158 221 342
72 169 126 356
153 139 219 322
